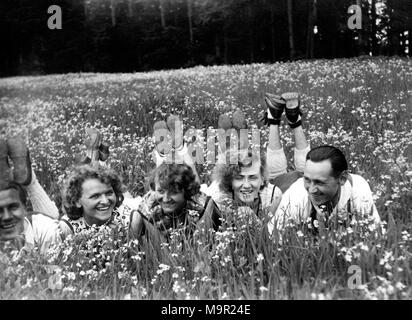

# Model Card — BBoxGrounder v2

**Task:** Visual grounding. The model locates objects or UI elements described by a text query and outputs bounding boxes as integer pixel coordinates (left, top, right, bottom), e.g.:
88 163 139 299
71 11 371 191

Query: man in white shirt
0 182 61 254
268 145 381 235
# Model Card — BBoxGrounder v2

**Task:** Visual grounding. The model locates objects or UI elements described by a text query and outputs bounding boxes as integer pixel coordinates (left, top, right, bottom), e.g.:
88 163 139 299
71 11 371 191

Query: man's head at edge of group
0 182 28 241
304 145 348 207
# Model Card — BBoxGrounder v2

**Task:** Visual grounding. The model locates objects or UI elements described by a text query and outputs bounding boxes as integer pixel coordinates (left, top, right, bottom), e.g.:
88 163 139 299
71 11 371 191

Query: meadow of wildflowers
0 57 411 299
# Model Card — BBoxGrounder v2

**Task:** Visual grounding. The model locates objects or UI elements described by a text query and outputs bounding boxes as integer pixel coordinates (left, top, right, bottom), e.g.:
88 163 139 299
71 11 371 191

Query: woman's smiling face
76 178 117 226
232 162 263 206
155 183 186 215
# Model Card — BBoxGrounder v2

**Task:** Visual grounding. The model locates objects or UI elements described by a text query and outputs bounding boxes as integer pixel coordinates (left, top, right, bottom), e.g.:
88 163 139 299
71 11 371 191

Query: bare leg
268 125 282 150
290 113 310 172
282 92 310 172
264 94 288 179
85 128 101 168
293 125 309 151
266 125 288 179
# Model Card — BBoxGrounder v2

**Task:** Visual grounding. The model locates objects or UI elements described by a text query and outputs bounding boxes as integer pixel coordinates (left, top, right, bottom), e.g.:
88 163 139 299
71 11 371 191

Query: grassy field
0 57 411 299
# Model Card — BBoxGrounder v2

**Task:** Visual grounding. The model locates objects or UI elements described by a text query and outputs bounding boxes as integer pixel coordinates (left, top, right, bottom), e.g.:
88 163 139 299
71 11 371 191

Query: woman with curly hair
211 150 275 218
132 162 220 243
206 92 311 225
59 164 139 238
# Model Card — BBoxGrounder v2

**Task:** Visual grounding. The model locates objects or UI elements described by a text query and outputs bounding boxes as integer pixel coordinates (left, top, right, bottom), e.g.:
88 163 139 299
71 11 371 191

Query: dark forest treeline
1 0 411 77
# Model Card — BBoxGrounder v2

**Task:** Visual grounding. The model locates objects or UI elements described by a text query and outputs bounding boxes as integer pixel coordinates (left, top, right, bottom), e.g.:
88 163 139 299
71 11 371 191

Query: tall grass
1 208 410 299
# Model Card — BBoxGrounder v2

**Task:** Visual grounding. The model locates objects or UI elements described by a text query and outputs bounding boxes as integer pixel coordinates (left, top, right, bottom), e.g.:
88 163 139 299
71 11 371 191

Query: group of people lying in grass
0 92 381 254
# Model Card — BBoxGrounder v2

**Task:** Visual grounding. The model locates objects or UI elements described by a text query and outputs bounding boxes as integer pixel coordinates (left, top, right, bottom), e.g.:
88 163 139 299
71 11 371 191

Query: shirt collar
311 178 352 218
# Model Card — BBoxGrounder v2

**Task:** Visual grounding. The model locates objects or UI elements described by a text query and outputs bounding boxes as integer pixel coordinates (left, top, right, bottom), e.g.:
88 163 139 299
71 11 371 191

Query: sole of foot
7 136 32 186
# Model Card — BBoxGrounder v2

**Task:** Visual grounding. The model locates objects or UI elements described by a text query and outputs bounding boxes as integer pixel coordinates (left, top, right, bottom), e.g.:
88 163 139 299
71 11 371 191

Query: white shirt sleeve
350 174 381 225
32 214 62 253
26 170 60 220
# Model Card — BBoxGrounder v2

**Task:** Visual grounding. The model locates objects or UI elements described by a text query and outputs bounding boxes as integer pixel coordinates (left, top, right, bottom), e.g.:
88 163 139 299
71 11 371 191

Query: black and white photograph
0 0 411 305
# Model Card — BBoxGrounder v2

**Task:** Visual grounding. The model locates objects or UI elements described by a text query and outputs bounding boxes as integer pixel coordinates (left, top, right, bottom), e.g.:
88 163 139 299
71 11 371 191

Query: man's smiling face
0 188 26 241
303 159 343 206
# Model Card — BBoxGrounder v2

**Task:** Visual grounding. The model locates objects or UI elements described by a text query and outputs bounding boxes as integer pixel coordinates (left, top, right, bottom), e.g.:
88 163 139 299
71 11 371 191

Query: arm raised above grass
26 170 60 220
